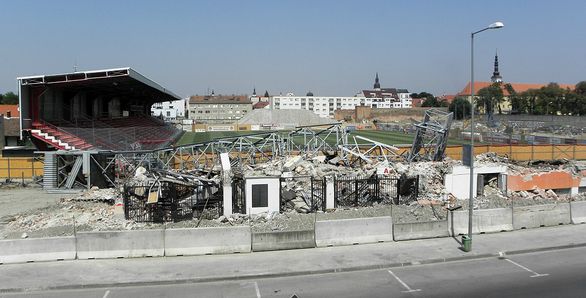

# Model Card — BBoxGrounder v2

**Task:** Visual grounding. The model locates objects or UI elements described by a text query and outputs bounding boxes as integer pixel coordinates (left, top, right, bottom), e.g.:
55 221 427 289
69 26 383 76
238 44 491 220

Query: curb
4 243 586 294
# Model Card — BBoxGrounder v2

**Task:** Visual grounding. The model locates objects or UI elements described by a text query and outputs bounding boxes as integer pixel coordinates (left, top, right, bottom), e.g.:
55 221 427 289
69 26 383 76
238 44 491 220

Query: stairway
30 125 93 150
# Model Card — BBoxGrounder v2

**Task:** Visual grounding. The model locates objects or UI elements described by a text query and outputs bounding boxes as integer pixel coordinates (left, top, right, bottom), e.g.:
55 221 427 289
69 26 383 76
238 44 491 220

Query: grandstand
17 68 183 151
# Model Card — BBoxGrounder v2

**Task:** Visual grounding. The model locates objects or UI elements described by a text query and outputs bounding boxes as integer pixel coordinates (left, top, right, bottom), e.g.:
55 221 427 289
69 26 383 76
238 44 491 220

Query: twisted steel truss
52 121 443 189
407 109 454 162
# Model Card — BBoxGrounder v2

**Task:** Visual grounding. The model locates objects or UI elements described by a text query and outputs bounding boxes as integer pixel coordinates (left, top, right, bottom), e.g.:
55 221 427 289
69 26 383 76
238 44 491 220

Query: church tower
491 51 502 83
374 73 381 90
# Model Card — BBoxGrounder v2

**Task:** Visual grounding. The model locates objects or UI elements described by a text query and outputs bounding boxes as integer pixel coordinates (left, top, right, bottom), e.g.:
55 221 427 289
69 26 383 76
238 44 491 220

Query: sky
1 0 585 98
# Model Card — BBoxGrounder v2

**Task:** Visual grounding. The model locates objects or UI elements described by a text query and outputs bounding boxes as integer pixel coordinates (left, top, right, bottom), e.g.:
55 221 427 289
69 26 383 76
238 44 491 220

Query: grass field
177 129 469 147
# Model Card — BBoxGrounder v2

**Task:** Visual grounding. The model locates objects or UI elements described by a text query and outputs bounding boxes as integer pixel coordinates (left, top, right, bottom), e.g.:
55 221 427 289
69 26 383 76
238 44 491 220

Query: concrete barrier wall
252 230 315 252
315 216 392 247
513 203 571 229
76 229 164 259
0 236 76 264
165 226 251 256
571 201 586 224
449 208 513 236
393 221 448 241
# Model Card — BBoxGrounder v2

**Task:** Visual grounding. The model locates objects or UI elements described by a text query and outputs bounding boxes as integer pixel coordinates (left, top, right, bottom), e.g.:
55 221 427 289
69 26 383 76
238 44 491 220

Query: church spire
374 72 381 89
491 50 502 83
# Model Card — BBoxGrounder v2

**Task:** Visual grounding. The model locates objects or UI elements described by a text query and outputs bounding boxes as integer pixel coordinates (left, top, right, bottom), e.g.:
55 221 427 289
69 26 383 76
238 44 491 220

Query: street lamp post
466 21 504 252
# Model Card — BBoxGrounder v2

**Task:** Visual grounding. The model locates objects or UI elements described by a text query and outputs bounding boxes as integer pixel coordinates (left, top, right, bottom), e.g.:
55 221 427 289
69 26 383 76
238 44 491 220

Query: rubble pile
509 188 569 205
244 155 375 179
394 160 456 200
245 155 381 213
535 125 585 137
476 152 509 164
4 145 586 239
2 197 130 239
74 187 117 202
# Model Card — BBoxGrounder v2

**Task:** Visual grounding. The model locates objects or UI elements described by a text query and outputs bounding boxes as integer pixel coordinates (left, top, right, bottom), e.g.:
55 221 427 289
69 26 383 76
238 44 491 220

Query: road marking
102 290 110 298
254 281 261 298
388 270 421 293
505 259 549 278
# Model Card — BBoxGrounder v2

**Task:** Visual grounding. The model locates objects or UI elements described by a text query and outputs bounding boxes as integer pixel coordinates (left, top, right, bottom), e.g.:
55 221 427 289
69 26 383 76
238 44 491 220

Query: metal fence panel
123 181 221 223
334 175 404 208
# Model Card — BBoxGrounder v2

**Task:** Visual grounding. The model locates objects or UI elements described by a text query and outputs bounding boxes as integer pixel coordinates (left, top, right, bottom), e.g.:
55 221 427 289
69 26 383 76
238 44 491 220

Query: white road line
102 290 110 298
388 270 422 293
505 259 549 278
253 281 261 298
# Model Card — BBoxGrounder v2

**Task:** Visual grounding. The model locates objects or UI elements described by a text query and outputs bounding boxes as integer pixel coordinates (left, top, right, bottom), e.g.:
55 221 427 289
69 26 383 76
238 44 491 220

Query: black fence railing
232 177 246 214
397 175 419 204
310 178 326 212
123 181 221 223
280 176 327 212
334 175 400 207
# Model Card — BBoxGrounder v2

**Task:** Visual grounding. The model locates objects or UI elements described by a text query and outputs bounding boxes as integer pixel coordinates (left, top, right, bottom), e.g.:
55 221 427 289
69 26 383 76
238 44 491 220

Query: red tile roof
458 82 575 96
252 101 270 109
0 105 19 118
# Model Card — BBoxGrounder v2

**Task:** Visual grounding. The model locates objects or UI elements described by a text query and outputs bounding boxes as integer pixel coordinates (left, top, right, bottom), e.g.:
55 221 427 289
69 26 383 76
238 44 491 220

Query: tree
571 82 586 115
575 81 586 96
504 83 526 114
416 92 448 107
565 92 586 116
410 92 434 99
476 83 504 115
520 89 541 114
536 83 566 115
421 97 439 107
448 96 471 120
0 92 18 104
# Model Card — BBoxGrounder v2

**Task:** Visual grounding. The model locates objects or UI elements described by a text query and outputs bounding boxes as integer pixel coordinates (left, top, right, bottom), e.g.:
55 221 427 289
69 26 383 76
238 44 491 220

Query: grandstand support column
223 179 233 216
92 97 101 118
220 153 233 216
55 89 64 121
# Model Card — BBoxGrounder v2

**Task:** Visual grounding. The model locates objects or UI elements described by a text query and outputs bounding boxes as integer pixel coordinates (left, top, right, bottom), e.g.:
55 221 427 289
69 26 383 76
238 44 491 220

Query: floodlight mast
467 21 504 251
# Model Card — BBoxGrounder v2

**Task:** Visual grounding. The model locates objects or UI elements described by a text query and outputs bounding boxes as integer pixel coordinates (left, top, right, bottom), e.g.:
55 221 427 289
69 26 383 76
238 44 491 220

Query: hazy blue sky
1 0 584 98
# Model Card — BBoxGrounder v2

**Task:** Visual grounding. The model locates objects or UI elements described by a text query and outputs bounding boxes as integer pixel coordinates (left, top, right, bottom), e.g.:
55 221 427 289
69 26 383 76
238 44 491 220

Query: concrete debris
4 143 585 239
73 188 117 202
283 156 303 172
2 197 128 239
134 166 148 181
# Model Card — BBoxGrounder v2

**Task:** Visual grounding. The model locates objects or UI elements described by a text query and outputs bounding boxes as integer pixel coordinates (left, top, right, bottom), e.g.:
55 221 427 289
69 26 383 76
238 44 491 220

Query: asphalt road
3 246 586 298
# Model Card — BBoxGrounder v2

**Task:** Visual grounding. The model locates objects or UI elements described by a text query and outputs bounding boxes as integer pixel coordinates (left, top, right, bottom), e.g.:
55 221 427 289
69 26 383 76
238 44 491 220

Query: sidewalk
1 224 586 293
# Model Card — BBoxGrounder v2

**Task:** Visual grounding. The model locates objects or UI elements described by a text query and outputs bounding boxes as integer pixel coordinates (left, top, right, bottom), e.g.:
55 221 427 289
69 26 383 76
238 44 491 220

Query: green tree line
0 92 18 104
446 81 586 120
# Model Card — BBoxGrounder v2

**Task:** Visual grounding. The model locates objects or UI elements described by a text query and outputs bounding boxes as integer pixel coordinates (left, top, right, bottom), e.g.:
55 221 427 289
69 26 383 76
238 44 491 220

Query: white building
151 98 186 120
269 74 412 118
271 92 412 118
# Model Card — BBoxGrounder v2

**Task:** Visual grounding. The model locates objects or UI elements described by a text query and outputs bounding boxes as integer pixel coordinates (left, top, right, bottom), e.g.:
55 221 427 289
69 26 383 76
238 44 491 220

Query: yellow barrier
0 157 44 179
444 144 586 161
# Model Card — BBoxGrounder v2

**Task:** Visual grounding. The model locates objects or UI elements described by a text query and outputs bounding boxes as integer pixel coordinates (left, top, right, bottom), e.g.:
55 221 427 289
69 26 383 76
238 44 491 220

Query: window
166 111 171 117
252 184 268 207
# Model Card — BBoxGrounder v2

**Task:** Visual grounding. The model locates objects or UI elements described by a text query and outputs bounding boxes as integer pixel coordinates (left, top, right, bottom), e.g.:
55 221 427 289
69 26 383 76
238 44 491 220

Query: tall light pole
466 21 504 252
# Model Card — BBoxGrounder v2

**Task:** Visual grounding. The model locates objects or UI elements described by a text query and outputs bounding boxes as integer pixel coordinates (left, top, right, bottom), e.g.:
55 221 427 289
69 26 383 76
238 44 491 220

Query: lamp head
489 22 504 29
